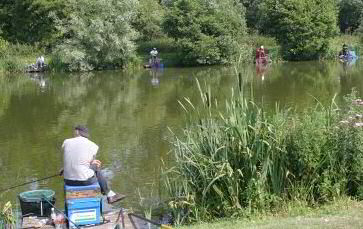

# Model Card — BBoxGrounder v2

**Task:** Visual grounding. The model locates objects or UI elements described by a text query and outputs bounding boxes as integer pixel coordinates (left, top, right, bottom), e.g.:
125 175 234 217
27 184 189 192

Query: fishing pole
41 195 81 229
128 213 172 229
0 173 61 193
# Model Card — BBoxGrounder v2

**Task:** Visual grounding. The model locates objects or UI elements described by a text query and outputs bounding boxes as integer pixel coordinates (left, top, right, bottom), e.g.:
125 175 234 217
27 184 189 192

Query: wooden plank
21 209 139 229
65 190 102 199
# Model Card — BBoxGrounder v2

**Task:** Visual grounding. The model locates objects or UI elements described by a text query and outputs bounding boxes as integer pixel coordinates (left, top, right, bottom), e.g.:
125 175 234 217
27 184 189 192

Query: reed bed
163 81 363 224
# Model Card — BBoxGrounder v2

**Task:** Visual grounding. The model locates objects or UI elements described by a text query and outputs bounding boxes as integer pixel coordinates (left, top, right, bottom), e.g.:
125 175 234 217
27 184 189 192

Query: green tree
50 0 138 71
338 0 363 34
0 0 64 45
241 0 263 31
132 0 165 41
260 0 339 60
163 0 247 65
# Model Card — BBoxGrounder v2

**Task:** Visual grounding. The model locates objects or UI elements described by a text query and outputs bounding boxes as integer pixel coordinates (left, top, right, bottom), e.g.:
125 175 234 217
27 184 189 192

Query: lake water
0 60 362 211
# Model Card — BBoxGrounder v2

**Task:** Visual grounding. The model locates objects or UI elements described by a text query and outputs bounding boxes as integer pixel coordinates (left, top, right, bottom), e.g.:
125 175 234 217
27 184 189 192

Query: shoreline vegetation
0 34 361 74
162 80 363 226
1 1 363 73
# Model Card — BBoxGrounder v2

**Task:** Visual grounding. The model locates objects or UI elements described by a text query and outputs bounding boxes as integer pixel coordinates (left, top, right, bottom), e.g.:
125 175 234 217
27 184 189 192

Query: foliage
0 37 45 73
1 0 363 65
0 202 15 228
240 35 281 63
259 0 339 60
163 82 363 223
0 38 10 59
0 0 65 45
163 0 247 66
338 0 363 34
132 0 166 41
50 0 139 71
137 37 178 54
324 35 362 60
241 0 263 32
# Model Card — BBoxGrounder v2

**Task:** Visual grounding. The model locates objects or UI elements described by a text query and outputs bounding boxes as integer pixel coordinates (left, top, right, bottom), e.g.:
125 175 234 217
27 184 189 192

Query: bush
324 35 362 60
338 0 363 34
0 38 44 73
239 35 282 63
50 0 139 71
259 0 339 60
132 0 166 41
163 82 363 223
137 37 177 54
0 38 9 59
163 0 247 66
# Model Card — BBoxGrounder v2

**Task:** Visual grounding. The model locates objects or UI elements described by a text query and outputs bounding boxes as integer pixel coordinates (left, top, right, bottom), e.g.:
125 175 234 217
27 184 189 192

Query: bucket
18 189 56 217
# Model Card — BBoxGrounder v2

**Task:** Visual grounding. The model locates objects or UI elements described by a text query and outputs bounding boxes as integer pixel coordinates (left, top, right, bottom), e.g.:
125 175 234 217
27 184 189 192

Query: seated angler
339 44 348 58
35 56 45 69
60 125 126 204
150 48 158 64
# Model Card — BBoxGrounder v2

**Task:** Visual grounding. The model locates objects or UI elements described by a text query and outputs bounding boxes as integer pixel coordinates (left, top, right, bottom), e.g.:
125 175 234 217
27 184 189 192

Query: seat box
66 197 102 228
64 183 102 200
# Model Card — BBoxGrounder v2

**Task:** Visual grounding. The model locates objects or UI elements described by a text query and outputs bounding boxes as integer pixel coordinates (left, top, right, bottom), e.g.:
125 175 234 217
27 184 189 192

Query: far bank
1 35 361 74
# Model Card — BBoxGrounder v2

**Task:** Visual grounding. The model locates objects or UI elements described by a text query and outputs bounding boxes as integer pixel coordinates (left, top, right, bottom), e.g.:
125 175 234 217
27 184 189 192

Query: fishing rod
0 173 61 193
41 195 81 229
128 213 172 229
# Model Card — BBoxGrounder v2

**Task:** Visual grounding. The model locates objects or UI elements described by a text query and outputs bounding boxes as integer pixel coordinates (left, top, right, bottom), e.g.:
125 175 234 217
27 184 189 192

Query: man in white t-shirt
61 125 125 204
150 48 158 64
35 56 45 69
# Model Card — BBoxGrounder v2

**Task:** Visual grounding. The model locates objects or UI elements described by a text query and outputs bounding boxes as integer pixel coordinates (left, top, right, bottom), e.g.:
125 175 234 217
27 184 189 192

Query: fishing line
0 173 60 193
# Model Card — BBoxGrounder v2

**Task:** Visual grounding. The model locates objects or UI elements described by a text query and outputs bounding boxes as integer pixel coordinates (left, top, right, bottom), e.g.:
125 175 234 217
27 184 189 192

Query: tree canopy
0 0 65 45
50 0 138 71
1 0 363 67
259 0 339 60
132 0 165 41
163 0 247 65
338 0 363 34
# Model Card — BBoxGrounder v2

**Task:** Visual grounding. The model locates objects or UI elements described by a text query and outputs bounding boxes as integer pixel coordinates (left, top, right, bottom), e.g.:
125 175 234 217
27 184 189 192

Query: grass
0 201 16 228
177 198 363 229
239 34 282 62
163 79 363 224
321 34 362 60
136 37 182 67
1 34 360 72
0 38 46 73
136 35 282 67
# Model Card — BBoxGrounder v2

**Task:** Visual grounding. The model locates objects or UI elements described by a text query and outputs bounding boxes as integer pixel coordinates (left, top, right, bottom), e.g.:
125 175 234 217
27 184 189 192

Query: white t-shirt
62 136 99 181
150 50 158 57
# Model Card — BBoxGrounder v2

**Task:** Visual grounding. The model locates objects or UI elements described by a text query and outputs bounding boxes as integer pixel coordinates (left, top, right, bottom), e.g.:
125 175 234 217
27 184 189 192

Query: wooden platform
21 208 149 229
25 65 47 73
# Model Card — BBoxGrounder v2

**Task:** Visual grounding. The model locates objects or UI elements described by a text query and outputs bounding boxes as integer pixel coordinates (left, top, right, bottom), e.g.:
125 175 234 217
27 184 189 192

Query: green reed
0 38 45 73
0 202 16 228
163 81 363 224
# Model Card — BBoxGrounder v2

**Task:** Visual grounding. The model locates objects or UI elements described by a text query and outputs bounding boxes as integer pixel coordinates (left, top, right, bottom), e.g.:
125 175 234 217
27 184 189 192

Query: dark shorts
64 175 98 186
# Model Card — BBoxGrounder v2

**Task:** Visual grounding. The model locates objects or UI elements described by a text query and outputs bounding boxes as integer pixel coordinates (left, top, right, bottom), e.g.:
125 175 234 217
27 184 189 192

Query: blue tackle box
66 197 102 228
64 183 103 228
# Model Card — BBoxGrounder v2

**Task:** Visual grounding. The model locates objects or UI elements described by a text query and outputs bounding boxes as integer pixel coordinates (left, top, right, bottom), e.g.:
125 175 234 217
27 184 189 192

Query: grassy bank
0 38 46 73
136 35 282 66
178 198 363 229
1 34 362 73
325 35 363 60
136 34 361 67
